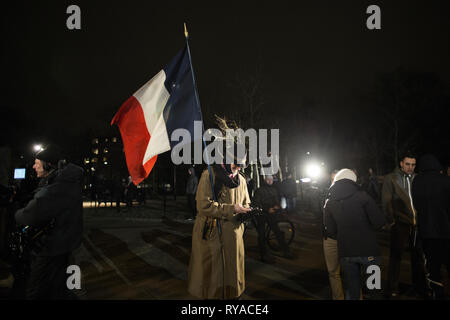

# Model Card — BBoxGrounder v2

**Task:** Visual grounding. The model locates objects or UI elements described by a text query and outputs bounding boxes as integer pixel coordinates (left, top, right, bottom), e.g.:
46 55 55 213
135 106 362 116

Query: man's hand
234 204 252 214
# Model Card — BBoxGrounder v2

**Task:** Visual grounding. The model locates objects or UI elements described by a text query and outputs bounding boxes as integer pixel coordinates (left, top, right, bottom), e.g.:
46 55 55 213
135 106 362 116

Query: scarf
212 164 240 199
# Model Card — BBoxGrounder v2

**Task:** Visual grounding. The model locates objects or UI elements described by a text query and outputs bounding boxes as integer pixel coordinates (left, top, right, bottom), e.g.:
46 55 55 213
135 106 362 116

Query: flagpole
185 25 225 299
184 23 217 202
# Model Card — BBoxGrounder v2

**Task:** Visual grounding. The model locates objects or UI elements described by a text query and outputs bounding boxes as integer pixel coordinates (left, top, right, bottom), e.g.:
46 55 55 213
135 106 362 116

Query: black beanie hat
35 145 63 165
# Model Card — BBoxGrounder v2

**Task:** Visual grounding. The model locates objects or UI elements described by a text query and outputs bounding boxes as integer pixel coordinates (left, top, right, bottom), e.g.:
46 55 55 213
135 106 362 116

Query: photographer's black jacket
253 183 280 212
15 163 84 256
412 154 450 239
324 179 385 258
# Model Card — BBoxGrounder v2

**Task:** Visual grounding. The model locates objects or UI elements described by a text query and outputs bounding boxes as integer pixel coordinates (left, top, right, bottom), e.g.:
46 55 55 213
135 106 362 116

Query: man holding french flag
111 44 202 185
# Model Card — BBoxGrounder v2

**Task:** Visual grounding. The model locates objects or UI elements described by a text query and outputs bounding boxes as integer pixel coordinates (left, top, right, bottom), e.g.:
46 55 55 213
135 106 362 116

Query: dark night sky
2 0 450 168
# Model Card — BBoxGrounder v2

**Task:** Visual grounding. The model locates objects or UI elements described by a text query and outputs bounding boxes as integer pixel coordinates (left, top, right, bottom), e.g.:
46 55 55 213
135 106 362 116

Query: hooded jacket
412 154 450 239
15 163 84 256
324 179 385 258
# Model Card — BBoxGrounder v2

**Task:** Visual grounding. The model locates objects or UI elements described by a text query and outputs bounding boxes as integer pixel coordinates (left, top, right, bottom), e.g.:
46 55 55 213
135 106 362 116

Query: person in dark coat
381 151 427 298
412 154 450 299
281 173 297 213
15 145 83 299
362 168 380 203
324 169 386 300
186 167 198 219
253 175 294 262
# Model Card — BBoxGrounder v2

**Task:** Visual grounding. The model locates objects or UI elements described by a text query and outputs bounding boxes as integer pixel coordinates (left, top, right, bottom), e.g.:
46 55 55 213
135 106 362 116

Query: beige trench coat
187 168 250 299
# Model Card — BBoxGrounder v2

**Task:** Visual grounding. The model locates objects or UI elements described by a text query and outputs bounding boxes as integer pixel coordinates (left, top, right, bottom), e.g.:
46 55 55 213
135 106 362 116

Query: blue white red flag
111 46 202 185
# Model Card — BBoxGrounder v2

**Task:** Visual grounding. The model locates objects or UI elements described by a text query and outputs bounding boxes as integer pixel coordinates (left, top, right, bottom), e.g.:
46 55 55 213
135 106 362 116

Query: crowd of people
186 150 449 300
90 175 145 209
0 139 448 301
322 152 450 300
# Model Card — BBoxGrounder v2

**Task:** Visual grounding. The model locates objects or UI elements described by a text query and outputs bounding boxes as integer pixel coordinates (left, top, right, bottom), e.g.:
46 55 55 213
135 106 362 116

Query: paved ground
1 196 448 300
66 196 447 300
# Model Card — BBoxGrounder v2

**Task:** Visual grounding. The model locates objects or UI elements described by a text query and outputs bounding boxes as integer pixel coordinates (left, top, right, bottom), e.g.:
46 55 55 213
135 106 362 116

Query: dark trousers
340 256 382 300
187 194 197 218
387 222 426 295
26 253 71 299
422 238 450 299
254 213 288 257
286 197 296 213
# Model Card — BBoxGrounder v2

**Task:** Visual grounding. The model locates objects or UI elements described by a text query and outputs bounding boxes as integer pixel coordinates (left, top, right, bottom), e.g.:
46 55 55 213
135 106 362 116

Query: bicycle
265 211 295 251
243 209 296 252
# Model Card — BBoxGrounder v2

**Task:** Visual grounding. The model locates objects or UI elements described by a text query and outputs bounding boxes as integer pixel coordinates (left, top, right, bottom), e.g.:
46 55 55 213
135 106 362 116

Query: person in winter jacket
382 152 427 298
253 175 294 261
281 173 297 213
15 145 83 299
362 168 380 203
324 169 386 300
412 154 450 299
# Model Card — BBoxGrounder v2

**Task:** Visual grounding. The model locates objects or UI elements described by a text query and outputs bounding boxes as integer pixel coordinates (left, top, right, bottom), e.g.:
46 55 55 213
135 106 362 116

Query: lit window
91 158 97 163
92 138 99 144
105 138 109 142
93 148 99 155
84 158 90 164
103 157 107 162
104 148 109 153
112 137 117 143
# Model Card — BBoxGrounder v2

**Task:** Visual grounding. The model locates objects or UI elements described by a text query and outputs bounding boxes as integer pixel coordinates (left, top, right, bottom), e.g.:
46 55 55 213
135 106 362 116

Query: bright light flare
305 163 322 178
34 144 43 152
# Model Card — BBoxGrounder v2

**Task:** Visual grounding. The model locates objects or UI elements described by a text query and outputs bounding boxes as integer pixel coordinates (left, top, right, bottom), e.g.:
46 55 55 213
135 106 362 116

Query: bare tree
369 67 446 167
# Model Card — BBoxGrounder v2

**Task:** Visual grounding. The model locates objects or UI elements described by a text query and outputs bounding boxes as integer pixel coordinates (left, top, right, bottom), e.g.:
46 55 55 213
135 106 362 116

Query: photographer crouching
14 145 83 299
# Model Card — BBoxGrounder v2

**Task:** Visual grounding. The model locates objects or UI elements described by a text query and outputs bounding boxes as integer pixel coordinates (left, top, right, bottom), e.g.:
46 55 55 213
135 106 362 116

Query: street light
305 163 322 179
34 144 43 152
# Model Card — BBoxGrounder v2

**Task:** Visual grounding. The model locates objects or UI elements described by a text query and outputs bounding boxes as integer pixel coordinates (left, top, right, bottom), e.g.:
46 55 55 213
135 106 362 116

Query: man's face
265 178 273 185
33 159 48 178
400 157 416 175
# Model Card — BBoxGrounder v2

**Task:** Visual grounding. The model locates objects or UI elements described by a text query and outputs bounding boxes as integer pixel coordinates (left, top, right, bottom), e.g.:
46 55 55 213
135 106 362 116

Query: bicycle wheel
266 220 295 251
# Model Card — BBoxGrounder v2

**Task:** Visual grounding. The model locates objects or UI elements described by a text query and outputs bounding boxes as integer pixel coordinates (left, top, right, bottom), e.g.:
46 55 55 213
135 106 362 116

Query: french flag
111 46 202 185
